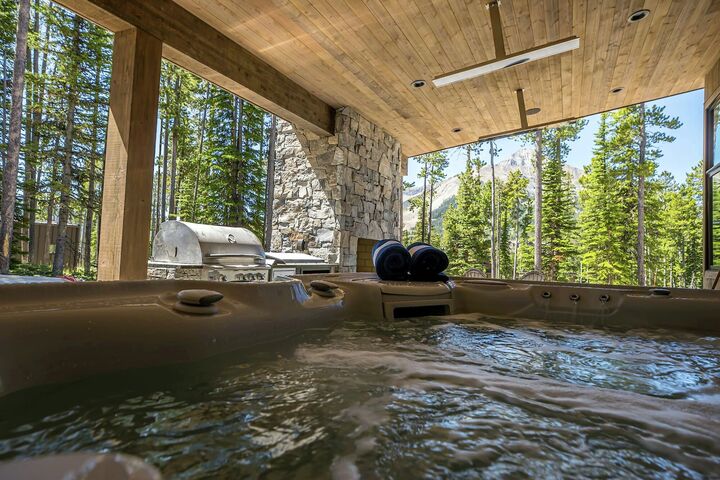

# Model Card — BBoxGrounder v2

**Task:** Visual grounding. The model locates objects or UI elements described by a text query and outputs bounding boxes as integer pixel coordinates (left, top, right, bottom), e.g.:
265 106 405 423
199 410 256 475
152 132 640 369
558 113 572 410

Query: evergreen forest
0 1 275 278
407 107 703 288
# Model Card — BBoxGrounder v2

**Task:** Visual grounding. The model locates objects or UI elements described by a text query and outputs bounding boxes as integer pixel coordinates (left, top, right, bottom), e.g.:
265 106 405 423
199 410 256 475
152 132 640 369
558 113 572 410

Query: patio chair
464 268 486 278
520 270 545 281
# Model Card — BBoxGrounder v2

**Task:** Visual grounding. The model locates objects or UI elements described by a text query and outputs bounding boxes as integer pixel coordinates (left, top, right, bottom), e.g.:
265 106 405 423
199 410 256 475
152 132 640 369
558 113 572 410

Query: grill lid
151 221 265 266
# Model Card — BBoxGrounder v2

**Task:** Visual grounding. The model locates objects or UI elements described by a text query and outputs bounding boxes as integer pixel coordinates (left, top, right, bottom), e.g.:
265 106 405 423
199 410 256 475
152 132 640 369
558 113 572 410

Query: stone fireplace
271 107 405 272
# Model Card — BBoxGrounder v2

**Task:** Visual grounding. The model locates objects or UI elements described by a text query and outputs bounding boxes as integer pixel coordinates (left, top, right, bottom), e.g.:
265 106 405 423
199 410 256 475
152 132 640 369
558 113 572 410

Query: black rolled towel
372 239 411 280
407 242 449 281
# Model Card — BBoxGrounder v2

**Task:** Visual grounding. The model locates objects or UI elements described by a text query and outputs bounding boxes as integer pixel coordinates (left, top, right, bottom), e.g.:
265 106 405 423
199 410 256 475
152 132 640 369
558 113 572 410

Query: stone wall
271 107 404 272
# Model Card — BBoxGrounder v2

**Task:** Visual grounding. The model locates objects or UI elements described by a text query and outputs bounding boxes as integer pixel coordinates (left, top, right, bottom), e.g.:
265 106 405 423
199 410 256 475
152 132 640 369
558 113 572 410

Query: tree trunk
229 97 238 225
52 15 82 276
428 177 435 244
153 158 160 232
95 142 105 265
237 99 246 226
83 64 101 275
264 114 276 250
44 138 58 263
169 122 177 220
533 129 543 273
420 157 428 243
637 103 646 286
496 189 502 277
513 214 521 279
490 142 497 277
154 117 164 231
20 1 41 263
169 75 180 220
1 50 7 169
0 0 31 273
84 146 97 275
27 9 48 262
161 92 169 222
191 84 210 222
229 97 244 226
20 38 34 263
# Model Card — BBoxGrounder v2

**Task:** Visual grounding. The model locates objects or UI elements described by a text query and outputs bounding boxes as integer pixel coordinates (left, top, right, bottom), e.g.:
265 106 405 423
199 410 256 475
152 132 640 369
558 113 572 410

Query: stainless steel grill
148 221 335 282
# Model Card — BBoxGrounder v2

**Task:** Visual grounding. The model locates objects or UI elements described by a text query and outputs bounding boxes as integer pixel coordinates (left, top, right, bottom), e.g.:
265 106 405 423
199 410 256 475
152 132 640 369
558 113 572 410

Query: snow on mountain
402 148 583 232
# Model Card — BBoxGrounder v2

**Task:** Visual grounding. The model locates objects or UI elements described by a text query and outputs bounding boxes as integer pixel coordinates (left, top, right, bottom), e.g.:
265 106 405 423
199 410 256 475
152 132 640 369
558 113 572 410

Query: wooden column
97 28 161 281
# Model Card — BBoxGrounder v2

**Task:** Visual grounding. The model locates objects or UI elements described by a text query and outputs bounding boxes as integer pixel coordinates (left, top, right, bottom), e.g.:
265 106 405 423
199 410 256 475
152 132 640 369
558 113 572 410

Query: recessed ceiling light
410 79 426 88
610 87 624 94
526 107 541 115
433 37 580 87
628 9 650 23
451 127 462 133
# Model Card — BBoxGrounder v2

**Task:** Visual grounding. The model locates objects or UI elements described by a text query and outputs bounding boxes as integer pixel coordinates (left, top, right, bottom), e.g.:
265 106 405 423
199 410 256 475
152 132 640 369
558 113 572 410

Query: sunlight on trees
413 106 703 288
0 1 273 278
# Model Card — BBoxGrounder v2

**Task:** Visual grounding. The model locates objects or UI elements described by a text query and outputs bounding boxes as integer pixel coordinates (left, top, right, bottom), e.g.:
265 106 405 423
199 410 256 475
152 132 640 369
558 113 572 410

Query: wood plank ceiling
172 0 720 157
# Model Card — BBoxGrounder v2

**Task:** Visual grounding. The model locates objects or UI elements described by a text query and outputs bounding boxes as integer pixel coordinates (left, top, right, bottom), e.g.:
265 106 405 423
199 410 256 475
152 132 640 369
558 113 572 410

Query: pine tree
426 151 448 244
441 144 491 275
409 151 448 245
0 0 29 273
51 13 83 275
263 114 276 250
486 139 500 277
578 114 630 284
540 121 585 281
533 130 542 272
0 0 17 169
609 103 681 286
499 170 530 279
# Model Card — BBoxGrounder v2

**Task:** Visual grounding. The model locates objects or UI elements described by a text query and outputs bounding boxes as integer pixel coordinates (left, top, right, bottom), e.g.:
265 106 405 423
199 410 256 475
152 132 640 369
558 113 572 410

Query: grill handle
204 253 266 264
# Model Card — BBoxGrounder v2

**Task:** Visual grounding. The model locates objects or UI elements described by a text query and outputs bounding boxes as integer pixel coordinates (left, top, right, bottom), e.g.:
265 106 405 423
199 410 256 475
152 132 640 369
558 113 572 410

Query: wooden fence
30 223 81 269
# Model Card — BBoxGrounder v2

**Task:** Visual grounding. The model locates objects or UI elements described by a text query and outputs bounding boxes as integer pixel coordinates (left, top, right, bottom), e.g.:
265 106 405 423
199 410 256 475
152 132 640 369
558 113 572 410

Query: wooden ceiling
169 0 720 156
76 0 720 157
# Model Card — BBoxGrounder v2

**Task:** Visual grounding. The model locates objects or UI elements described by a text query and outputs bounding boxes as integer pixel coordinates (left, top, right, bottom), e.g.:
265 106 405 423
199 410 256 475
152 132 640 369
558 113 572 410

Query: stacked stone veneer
271 107 404 272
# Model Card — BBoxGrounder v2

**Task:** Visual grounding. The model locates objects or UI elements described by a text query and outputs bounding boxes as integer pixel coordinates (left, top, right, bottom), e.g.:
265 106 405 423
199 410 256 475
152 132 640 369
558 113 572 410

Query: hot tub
0 274 719 478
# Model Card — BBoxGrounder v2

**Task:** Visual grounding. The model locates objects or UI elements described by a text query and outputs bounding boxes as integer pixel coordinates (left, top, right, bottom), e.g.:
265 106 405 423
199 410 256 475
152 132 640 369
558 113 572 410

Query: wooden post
487 1 506 59
97 28 161 281
516 89 528 129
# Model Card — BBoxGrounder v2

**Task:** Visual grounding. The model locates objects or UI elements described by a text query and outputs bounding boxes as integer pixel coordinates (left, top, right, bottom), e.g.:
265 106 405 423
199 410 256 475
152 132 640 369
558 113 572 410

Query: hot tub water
0 315 718 478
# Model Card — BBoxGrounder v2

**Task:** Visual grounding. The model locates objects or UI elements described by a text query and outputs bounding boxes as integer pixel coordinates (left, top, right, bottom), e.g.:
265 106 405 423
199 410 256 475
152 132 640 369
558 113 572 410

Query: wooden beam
487 1 506 59
705 54 720 108
53 0 335 136
97 28 162 281
515 89 528 129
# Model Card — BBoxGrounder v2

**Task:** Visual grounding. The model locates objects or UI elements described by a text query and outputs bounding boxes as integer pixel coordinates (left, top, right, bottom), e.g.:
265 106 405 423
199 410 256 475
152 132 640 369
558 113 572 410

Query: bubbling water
0 314 718 479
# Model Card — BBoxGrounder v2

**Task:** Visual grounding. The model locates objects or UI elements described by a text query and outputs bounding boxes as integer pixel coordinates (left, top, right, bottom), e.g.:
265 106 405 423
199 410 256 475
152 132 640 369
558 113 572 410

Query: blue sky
406 89 704 184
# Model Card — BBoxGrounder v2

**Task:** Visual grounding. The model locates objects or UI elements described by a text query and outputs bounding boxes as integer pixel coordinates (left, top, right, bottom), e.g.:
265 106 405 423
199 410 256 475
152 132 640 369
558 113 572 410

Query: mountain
403 148 583 232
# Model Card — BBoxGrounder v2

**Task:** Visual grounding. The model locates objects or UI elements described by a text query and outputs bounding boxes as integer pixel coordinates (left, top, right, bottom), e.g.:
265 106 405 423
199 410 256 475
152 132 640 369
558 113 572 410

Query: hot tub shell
1 273 719 399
